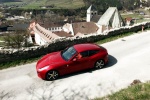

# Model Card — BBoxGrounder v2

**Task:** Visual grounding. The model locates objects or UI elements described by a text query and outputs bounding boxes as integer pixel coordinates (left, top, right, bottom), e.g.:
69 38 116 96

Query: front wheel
46 70 59 81
94 60 105 69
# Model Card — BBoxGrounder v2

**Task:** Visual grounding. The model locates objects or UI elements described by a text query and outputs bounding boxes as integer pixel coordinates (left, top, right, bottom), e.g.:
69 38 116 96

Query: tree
148 1 150 7
83 0 122 12
3 30 31 49
120 0 140 10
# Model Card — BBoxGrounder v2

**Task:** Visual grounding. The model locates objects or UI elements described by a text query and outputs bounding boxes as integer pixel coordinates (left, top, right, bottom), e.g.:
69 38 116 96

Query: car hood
36 51 65 69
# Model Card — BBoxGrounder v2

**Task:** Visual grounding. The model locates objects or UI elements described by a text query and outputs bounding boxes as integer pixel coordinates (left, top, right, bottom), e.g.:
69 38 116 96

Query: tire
94 59 105 69
46 70 59 81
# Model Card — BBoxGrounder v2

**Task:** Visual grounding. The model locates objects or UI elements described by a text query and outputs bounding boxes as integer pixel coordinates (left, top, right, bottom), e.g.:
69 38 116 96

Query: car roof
73 43 100 52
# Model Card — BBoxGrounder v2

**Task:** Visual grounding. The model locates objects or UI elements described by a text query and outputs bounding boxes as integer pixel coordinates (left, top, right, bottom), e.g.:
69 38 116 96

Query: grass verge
0 57 41 70
94 82 150 100
95 32 135 45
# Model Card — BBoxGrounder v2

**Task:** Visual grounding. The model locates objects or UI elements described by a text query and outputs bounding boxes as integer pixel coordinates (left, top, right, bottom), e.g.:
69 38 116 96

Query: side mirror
72 58 77 62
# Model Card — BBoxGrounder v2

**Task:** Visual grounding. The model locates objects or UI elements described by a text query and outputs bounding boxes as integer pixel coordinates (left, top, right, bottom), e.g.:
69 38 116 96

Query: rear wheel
94 60 105 69
46 70 59 81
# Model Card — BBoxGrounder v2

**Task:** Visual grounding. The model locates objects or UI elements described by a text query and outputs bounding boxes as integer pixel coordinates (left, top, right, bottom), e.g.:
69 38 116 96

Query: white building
97 7 125 34
86 5 98 22
29 22 72 45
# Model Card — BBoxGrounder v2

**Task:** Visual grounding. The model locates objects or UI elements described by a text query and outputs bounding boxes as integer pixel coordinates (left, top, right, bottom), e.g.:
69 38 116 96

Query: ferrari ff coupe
36 43 108 81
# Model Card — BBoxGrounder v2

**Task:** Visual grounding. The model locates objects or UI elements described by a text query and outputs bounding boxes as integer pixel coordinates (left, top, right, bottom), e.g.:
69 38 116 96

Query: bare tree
3 30 31 49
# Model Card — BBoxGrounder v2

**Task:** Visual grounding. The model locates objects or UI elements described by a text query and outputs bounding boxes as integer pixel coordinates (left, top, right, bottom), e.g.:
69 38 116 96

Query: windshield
61 46 77 61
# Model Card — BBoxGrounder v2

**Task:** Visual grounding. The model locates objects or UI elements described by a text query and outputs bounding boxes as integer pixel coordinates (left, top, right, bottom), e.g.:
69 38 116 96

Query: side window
89 50 99 56
80 51 89 58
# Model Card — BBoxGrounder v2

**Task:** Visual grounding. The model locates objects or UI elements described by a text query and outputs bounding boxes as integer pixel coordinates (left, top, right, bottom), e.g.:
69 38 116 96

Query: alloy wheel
95 60 105 69
46 70 59 81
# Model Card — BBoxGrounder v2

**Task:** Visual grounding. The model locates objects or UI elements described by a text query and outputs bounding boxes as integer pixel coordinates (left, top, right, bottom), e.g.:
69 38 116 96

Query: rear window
80 50 100 57
89 50 99 56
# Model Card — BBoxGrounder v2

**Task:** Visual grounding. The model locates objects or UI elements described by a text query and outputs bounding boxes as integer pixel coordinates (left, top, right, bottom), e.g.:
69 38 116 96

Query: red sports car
36 43 108 81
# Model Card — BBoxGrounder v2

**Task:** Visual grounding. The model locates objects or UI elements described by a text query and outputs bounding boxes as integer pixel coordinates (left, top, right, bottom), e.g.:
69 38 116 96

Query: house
28 21 99 45
6 16 25 21
28 22 72 45
0 24 8 32
125 17 134 26
28 6 124 45
32 18 65 32
7 23 29 31
63 22 99 37
41 22 64 32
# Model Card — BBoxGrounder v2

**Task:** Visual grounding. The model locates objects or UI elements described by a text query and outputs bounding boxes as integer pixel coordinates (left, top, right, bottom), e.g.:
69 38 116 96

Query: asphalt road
0 30 150 100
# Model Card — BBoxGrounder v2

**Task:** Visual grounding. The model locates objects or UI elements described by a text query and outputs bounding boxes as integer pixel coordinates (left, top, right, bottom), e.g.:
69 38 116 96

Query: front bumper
37 71 46 79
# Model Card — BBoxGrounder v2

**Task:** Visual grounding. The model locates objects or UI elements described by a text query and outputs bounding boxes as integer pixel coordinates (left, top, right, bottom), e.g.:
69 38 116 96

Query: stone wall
0 22 150 64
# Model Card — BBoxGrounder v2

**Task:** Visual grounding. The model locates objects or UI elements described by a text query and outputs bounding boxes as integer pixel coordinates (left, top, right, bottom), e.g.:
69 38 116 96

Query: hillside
0 0 85 9
1 0 150 11
0 0 21 2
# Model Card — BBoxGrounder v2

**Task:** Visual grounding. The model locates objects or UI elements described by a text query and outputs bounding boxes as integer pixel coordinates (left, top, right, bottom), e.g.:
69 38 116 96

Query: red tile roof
33 23 60 42
72 22 99 35
31 19 64 28
125 17 132 21
53 31 73 37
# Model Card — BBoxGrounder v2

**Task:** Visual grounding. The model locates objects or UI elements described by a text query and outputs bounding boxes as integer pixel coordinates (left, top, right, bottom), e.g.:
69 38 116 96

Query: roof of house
31 19 64 28
33 23 60 43
91 15 101 23
7 23 29 31
53 31 73 37
125 17 132 21
72 22 99 35
40 22 64 28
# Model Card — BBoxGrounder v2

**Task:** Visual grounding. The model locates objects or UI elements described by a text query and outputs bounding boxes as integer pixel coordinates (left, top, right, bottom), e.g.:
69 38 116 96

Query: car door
66 51 91 73
60 50 100 74
88 50 100 68
74 50 100 70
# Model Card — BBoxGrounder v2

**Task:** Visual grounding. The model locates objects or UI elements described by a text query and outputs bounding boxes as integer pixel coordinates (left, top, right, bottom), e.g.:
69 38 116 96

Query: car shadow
105 55 118 68
57 55 117 80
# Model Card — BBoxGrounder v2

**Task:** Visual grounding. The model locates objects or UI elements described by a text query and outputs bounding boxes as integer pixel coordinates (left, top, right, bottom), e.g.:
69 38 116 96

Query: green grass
121 13 143 19
26 0 84 9
0 57 41 70
121 13 150 23
95 32 135 45
3 2 21 5
0 42 5 47
137 18 150 23
0 36 5 41
94 82 150 100
0 36 5 47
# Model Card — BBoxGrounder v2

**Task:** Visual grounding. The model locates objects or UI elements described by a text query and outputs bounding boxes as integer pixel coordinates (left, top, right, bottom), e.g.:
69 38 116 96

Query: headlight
38 66 49 72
